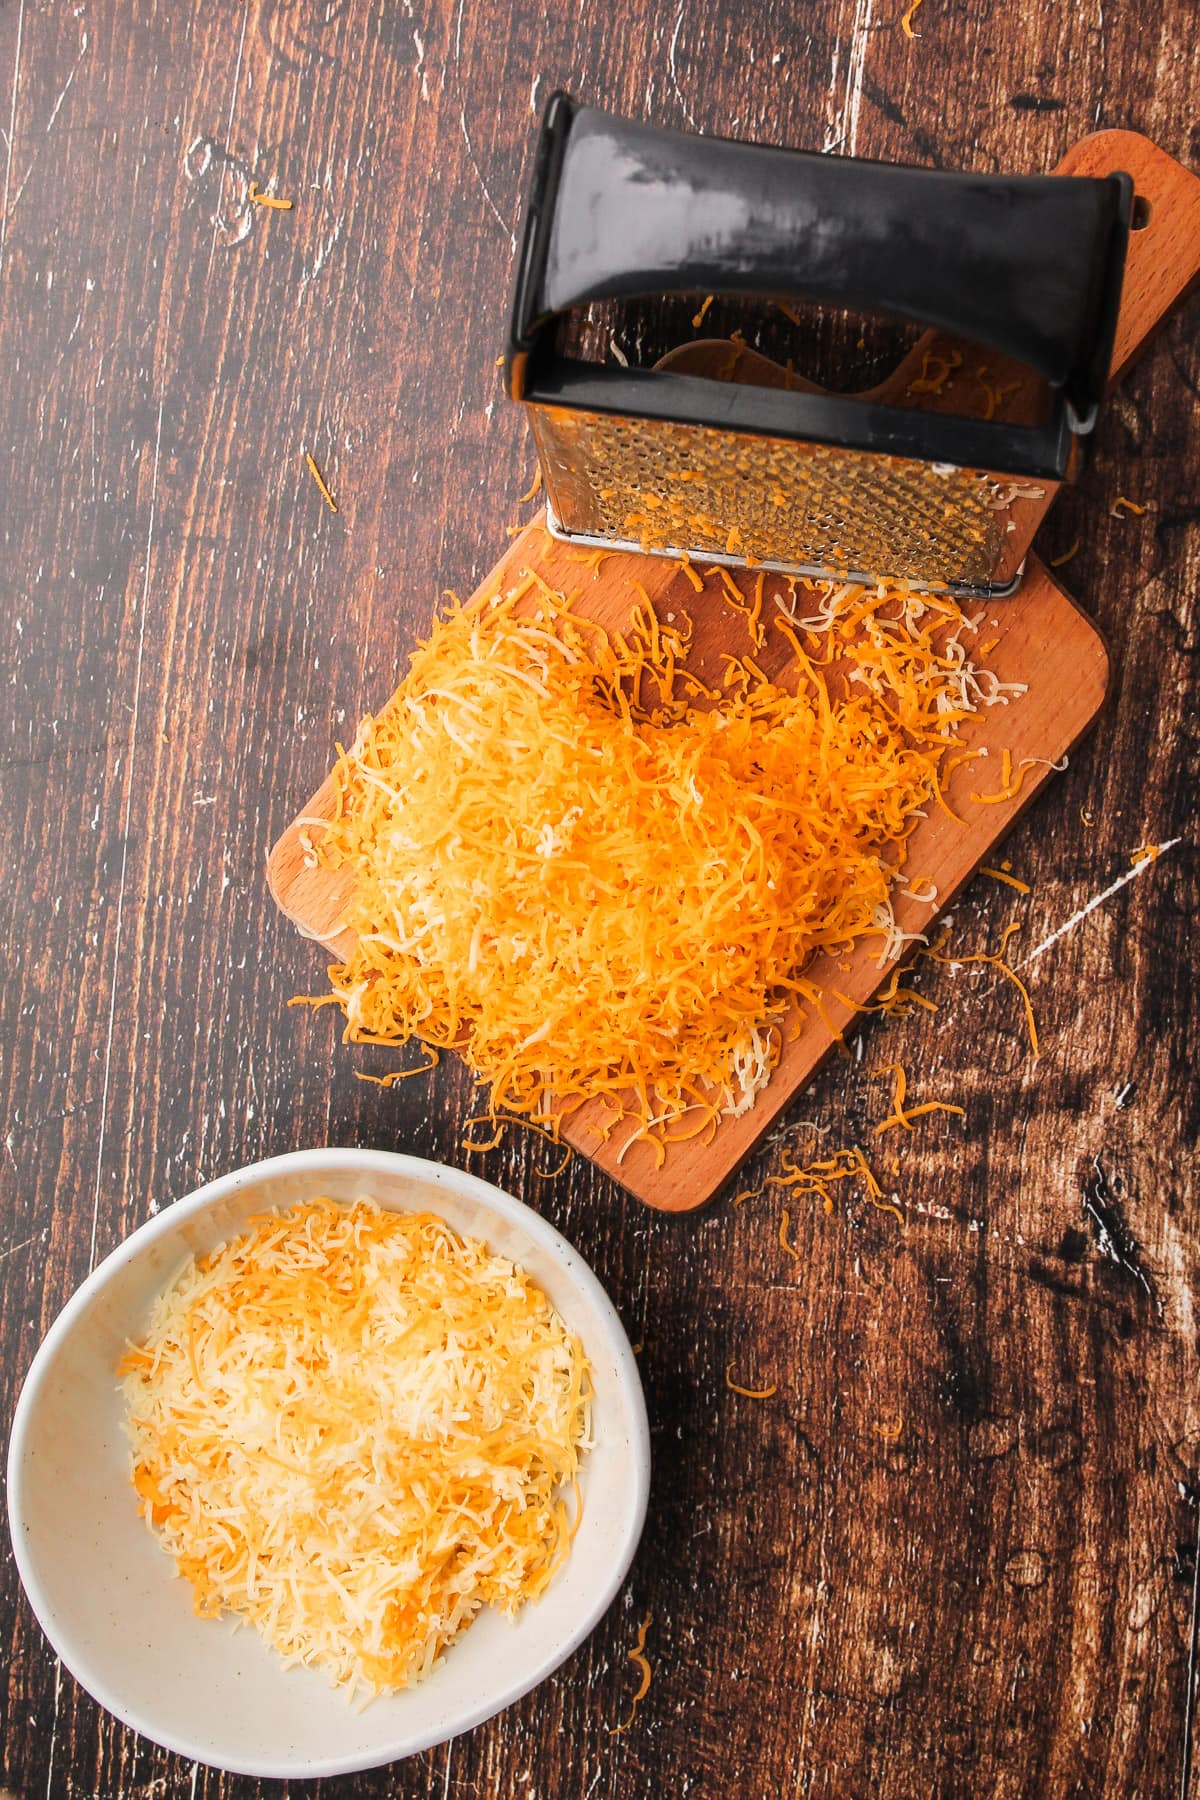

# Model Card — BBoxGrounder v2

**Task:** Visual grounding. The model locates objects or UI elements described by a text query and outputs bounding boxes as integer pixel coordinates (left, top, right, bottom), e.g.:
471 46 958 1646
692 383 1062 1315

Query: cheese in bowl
118 1196 592 1700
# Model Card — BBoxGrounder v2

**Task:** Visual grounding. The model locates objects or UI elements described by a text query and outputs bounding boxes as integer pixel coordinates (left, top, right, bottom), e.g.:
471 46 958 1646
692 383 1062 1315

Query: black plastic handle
510 93 1130 427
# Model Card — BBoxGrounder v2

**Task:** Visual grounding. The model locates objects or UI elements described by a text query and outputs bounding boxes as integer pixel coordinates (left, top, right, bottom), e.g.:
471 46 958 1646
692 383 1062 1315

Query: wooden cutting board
269 528 1106 1208
268 129 1200 1211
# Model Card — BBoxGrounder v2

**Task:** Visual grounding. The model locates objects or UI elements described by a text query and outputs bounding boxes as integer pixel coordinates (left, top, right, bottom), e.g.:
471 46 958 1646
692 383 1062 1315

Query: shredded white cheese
119 1198 592 1700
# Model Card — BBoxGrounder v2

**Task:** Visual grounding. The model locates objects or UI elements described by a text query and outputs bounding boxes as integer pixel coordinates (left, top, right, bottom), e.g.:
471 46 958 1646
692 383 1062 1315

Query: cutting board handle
1053 130 1200 386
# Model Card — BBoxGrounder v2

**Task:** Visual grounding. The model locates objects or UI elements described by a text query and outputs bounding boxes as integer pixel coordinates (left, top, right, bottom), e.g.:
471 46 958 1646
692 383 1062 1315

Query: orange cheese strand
900 0 924 39
119 1199 591 1699
302 570 1011 1138
922 922 1040 1057
763 1142 899 1224
778 1207 802 1262
611 1613 654 1733
725 1364 778 1399
979 865 1031 894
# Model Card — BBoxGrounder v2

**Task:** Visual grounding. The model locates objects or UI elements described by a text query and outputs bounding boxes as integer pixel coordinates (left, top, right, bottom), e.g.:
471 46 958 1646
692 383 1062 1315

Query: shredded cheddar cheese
248 181 294 210
1109 496 1148 517
900 0 924 37
305 452 338 513
301 569 1018 1139
979 864 1031 894
1049 537 1081 568
907 349 962 396
725 1364 778 1399
872 1061 966 1134
611 1612 654 1733
922 921 1040 1056
119 1199 591 1700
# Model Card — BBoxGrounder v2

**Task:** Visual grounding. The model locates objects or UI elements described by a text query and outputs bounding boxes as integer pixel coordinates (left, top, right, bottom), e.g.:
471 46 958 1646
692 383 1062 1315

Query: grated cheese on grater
118 1198 592 1700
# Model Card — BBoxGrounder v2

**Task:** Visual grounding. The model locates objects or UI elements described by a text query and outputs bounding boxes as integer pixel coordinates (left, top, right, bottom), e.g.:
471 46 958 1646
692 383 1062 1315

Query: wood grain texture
1 1 1198 1797
268 531 1109 1211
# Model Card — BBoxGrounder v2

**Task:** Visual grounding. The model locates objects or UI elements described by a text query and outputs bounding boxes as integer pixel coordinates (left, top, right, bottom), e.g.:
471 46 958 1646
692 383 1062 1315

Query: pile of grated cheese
307 566 1022 1145
119 1198 592 1699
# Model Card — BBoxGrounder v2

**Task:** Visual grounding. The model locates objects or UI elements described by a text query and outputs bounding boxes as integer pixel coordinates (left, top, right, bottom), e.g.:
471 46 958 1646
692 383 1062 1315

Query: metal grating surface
530 404 1020 590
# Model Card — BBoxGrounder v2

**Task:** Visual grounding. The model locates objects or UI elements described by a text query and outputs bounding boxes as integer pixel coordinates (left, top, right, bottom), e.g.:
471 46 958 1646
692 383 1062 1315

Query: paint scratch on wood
669 5 698 130
1023 837 1183 966
458 104 513 246
206 0 252 281
0 0 26 283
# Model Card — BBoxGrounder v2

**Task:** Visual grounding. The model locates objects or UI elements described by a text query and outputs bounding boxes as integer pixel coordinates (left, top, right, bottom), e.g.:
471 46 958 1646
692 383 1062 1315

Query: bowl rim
6 1147 652 1778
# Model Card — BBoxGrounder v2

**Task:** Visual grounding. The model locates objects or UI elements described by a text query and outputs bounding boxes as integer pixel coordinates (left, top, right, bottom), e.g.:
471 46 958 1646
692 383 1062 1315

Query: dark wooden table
2 2 1198 1795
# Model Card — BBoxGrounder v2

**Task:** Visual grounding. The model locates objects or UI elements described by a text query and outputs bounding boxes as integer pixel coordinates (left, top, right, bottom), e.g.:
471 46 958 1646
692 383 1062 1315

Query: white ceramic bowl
7 1149 650 1779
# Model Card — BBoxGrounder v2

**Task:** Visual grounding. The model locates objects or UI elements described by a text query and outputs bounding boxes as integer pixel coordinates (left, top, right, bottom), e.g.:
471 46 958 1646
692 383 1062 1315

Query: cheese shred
725 1365 778 1399
611 1612 654 1733
119 1199 591 1700
301 569 1018 1138
305 452 338 513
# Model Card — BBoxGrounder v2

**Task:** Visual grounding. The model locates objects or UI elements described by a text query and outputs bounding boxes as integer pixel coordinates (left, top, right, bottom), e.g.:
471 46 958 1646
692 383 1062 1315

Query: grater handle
510 94 1130 429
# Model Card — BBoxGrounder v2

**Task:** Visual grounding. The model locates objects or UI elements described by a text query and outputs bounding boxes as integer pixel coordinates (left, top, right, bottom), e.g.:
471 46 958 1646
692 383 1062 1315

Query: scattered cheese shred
611 1612 654 1733
778 1207 801 1262
978 864 1031 894
248 181 294 210
1049 536 1081 568
119 1199 591 1700
300 569 1014 1140
692 294 715 330
922 921 1040 1057
907 348 961 396
518 466 543 504
872 1061 966 1135
305 451 338 513
1109 496 1148 517
353 1050 440 1086
1130 842 1162 864
725 1364 778 1399
675 555 704 592
742 1142 900 1225
900 0 924 38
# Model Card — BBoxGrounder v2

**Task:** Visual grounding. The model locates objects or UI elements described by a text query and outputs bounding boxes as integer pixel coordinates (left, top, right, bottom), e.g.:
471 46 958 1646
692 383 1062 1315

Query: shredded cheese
907 349 962 396
301 569 1014 1139
921 921 1040 1056
1049 537 1081 568
725 1364 778 1399
872 1061 966 1134
248 181 294 210
1109 496 1148 517
691 295 714 330
611 1612 654 1733
978 864 1031 894
900 0 924 37
119 1199 591 1700
305 452 338 513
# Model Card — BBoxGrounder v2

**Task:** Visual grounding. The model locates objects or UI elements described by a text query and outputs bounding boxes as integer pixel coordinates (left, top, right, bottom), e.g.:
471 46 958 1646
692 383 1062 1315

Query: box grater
504 94 1132 599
